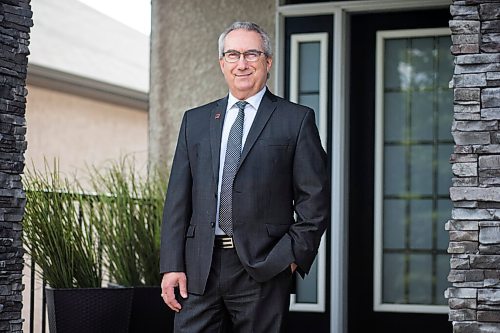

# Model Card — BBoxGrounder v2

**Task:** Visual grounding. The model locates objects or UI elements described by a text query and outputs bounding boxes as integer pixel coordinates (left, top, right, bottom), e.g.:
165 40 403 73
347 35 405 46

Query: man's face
219 29 272 100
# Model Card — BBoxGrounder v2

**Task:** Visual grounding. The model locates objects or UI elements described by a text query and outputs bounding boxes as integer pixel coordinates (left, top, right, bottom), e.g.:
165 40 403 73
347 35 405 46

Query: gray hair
218 21 272 59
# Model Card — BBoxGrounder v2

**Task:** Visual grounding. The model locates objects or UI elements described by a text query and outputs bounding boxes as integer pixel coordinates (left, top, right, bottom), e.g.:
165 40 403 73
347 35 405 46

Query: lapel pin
215 113 221 119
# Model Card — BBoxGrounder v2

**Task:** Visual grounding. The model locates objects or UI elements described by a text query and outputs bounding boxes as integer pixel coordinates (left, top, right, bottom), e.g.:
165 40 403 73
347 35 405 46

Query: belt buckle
215 236 234 249
221 237 234 249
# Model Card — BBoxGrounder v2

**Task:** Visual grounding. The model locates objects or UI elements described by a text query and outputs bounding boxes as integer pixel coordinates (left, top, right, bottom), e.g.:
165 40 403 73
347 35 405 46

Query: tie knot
235 101 248 111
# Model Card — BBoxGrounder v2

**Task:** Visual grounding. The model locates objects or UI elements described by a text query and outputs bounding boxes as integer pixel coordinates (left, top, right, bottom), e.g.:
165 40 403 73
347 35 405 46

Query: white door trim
373 27 451 314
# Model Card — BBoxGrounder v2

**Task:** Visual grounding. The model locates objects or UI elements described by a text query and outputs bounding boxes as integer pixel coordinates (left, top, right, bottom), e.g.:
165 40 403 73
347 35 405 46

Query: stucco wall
25 85 148 181
149 0 276 172
23 84 148 332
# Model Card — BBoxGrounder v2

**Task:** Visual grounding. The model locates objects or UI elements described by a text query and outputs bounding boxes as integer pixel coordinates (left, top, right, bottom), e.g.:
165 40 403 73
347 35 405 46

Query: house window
374 28 453 313
289 32 328 312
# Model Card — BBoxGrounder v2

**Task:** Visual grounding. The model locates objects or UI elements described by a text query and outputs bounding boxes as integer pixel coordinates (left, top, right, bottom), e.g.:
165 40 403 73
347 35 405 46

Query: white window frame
290 32 328 150
373 27 451 314
289 32 328 312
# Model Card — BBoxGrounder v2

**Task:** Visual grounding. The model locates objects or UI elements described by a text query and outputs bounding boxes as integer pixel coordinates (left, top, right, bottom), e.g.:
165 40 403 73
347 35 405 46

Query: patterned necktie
219 101 247 236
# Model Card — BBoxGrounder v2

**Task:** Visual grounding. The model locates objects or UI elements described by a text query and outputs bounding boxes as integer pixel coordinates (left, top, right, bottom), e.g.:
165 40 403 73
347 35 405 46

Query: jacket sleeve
159 113 192 274
290 108 330 276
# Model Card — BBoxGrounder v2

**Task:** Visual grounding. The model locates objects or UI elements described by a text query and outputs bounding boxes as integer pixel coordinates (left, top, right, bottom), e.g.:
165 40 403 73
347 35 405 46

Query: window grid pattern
382 36 453 306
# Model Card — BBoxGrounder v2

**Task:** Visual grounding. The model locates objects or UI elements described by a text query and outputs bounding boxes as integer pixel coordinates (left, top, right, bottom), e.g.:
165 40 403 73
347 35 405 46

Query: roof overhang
27 63 149 111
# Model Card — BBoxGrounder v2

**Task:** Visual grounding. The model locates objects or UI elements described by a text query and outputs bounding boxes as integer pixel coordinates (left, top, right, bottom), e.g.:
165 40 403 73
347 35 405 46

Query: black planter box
128 286 174 333
46 287 134 333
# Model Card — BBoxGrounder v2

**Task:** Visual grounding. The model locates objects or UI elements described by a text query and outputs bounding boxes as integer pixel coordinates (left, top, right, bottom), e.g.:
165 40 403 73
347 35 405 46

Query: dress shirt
215 86 267 235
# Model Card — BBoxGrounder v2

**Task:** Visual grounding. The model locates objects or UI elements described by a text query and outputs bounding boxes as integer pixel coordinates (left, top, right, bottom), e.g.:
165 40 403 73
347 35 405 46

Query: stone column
447 1 500 332
0 0 32 332
148 0 275 174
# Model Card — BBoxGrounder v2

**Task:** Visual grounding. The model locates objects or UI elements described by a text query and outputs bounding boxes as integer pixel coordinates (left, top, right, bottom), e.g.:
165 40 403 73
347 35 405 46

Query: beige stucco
25 84 148 181
22 84 148 332
148 0 276 173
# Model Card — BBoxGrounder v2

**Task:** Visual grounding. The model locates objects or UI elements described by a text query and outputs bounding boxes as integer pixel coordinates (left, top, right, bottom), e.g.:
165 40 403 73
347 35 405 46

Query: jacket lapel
209 96 228 183
238 90 277 171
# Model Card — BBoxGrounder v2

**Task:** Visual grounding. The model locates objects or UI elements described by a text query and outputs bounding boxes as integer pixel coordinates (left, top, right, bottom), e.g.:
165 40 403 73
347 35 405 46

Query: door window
374 28 453 313
289 32 328 312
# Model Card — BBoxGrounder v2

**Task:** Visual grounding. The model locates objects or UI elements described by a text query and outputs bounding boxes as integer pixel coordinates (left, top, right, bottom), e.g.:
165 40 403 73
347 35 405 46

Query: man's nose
236 56 248 69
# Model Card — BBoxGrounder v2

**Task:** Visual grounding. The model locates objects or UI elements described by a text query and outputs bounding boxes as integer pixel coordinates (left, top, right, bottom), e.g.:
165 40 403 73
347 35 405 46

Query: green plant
23 164 102 288
90 158 166 286
133 168 166 286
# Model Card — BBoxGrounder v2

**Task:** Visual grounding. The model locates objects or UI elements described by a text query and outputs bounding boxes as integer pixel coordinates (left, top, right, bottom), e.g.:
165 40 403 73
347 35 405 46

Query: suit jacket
160 89 329 295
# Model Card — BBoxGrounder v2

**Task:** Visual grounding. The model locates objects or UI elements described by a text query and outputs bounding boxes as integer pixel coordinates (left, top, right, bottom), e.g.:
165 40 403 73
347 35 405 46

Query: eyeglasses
222 50 265 63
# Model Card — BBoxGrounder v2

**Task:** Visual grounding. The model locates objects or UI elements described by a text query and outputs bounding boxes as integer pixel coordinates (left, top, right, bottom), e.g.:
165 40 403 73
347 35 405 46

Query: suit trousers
173 247 293 333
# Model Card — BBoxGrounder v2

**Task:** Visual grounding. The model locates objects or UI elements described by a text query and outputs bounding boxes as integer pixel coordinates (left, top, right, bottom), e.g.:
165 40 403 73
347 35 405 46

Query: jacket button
210 222 215 228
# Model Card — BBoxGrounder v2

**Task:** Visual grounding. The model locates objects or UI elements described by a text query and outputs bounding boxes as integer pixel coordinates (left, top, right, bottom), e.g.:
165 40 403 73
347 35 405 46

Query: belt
214 235 234 249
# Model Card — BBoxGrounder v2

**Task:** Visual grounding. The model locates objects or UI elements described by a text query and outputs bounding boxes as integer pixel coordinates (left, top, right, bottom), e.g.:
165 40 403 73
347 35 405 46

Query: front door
348 8 453 333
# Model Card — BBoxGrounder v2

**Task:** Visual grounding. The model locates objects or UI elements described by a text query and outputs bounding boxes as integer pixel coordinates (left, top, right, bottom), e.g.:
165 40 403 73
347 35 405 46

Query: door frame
275 1 451 332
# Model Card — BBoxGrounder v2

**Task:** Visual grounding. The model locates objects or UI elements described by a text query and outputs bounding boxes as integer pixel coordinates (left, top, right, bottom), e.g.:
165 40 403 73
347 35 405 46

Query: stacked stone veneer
447 1 500 332
0 0 31 332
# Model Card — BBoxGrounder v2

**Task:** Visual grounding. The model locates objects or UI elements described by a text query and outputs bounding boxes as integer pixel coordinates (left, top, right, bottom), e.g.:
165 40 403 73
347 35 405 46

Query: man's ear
266 57 273 79
266 56 273 72
219 58 225 73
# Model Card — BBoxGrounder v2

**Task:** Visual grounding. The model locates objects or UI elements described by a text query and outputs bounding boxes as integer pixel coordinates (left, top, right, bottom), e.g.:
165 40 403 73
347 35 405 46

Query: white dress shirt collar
227 86 267 112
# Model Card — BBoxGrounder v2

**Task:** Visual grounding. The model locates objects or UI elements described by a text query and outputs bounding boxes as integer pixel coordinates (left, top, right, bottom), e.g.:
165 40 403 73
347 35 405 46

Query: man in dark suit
160 21 329 332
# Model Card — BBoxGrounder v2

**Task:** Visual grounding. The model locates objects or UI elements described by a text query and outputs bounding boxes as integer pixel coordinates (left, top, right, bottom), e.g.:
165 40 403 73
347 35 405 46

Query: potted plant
90 159 173 333
23 163 134 333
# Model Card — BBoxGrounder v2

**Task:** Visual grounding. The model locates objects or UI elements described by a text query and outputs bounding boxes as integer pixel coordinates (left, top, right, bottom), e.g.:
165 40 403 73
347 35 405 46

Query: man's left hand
291 263 298 273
